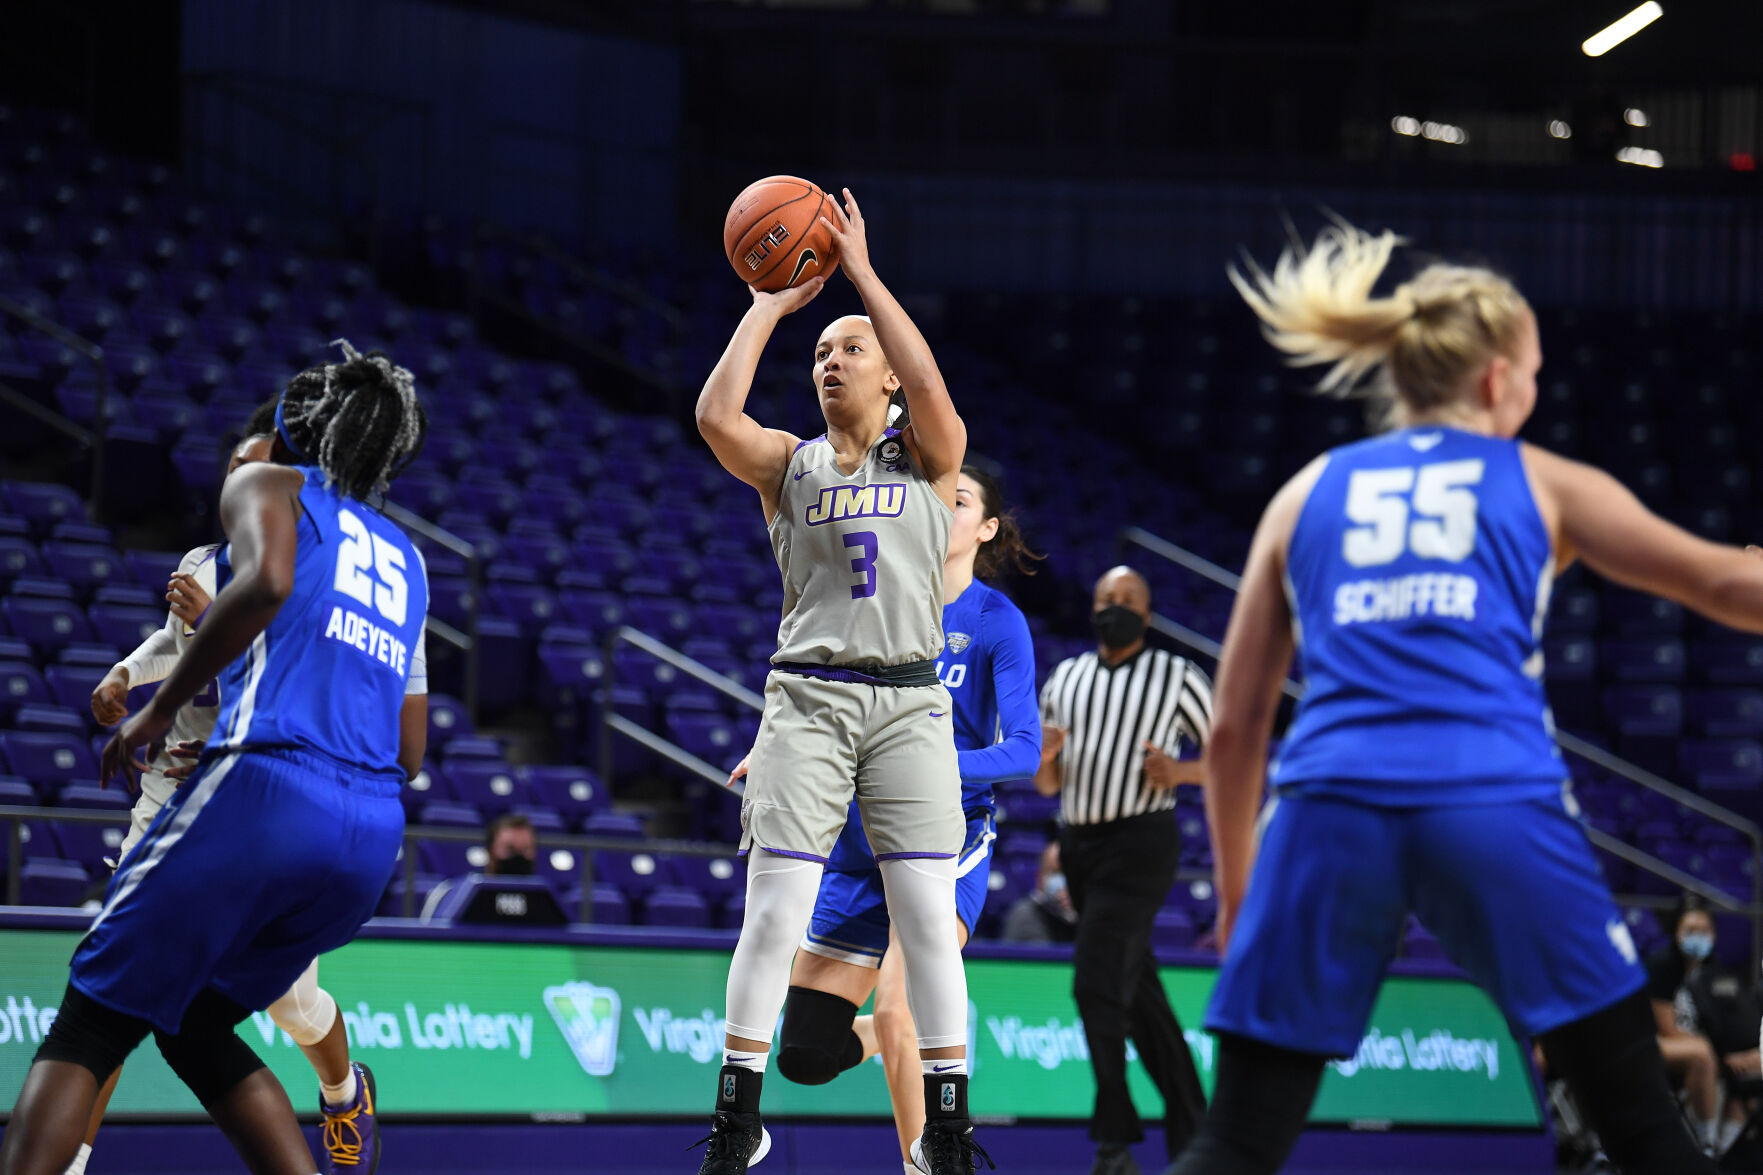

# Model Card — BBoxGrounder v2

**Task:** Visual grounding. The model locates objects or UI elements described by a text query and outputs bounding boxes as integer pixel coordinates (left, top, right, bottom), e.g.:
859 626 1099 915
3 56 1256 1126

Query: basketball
723 175 837 292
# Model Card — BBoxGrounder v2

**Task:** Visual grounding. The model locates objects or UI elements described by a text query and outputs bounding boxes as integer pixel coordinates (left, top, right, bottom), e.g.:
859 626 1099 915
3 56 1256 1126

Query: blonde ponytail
1229 220 1530 425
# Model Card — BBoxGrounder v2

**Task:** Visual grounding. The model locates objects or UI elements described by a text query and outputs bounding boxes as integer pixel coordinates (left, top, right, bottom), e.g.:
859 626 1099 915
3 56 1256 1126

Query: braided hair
275 340 426 499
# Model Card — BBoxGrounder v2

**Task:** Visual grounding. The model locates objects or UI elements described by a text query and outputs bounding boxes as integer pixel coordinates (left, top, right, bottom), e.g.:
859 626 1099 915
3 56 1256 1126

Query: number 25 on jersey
1343 459 1485 568
333 508 409 625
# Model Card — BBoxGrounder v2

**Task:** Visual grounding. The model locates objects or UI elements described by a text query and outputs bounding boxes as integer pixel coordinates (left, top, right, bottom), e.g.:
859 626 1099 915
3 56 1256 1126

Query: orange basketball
723 176 837 292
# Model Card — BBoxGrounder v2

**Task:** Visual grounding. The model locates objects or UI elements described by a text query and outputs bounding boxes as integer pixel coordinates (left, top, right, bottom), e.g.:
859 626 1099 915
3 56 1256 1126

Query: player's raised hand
166 571 212 628
91 666 130 726
101 701 174 796
750 273 826 319
820 189 871 283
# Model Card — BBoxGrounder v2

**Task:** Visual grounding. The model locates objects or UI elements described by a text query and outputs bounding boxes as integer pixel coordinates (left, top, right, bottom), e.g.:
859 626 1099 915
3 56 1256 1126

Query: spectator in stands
421 813 539 919
1002 842 1078 945
1036 565 1211 1175
1647 901 1761 1155
485 812 538 875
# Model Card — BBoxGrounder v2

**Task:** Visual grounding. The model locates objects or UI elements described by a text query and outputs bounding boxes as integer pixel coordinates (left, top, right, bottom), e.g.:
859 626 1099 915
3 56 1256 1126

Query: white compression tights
725 849 826 1044
265 959 338 1047
880 855 967 1051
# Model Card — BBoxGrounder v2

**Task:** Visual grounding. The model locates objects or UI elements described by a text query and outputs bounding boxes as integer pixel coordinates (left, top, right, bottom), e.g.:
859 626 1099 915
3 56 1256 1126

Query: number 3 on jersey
1343 459 1485 568
844 531 879 600
334 508 409 624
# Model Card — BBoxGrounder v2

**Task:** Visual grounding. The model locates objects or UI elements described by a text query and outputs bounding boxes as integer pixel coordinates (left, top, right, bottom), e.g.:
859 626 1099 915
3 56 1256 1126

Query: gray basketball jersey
767 431 951 667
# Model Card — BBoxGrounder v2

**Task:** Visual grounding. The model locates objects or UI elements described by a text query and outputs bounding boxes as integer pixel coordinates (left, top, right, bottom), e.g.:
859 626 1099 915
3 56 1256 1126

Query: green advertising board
0 930 1539 1127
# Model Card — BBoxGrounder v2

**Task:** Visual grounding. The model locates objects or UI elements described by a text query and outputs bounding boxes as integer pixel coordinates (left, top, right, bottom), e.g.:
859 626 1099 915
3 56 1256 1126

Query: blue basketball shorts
801 811 996 967
72 747 405 1034
1205 790 1646 1058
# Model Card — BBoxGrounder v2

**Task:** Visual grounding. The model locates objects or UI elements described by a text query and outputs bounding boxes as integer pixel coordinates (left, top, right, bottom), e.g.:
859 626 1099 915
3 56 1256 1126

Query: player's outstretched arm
696 281 819 509
1207 458 1320 950
823 189 965 492
1524 445 1763 633
101 464 303 786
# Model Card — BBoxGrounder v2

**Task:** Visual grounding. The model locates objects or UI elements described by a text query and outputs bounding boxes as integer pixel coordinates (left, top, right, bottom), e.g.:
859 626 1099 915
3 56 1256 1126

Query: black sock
716 1065 763 1114
925 1072 968 1120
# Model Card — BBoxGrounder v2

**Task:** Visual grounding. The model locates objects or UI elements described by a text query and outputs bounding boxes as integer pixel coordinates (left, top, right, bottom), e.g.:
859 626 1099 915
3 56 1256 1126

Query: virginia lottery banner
0 931 1540 1127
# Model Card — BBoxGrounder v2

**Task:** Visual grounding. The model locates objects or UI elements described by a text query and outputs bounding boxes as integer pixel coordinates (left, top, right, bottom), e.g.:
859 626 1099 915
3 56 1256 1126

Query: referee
1036 565 1211 1175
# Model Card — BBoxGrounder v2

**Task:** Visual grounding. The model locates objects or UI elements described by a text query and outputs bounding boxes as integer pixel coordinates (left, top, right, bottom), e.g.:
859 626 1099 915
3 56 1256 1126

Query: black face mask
1092 605 1146 651
493 854 535 876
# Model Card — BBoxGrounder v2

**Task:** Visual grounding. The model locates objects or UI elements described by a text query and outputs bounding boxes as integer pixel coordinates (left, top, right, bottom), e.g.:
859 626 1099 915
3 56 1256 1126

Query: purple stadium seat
0 730 97 789
0 536 44 581
19 859 88 907
1687 689 1763 737
425 693 473 743
440 735 503 761
717 891 746 930
40 541 125 595
490 582 558 635
1602 638 1685 683
447 758 528 815
14 704 85 737
1 596 92 655
56 784 131 813
556 588 625 636
583 811 647 840
519 764 607 829
1603 686 1682 737
594 849 675 899
1694 640 1763 685
643 886 712 929
665 711 738 768
85 604 163 652
1679 740 1763 791
1150 908 1195 953
672 853 744 902
623 595 692 643
123 550 183 589
585 883 631 925
0 777 37 807
0 662 51 715
50 819 126 873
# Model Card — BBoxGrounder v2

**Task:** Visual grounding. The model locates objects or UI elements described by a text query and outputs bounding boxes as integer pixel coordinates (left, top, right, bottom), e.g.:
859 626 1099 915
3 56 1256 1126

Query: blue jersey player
744 466 1040 1170
1166 224 1756 1175
2 343 428 1175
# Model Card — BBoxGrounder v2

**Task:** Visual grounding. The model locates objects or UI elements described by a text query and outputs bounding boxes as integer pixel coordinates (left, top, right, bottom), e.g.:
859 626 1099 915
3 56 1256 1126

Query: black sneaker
910 1118 995 1175
691 1110 771 1175
1089 1143 1140 1175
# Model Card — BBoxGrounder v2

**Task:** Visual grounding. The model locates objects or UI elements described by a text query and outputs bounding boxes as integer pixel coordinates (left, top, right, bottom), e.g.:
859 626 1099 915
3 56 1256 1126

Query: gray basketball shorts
741 670 964 862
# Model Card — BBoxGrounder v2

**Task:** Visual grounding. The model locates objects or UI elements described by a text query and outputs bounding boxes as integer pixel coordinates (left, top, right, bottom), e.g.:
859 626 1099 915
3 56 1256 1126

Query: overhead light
1624 107 1649 126
1421 121 1468 145
1391 116 1420 136
1616 146 1664 168
1548 120 1573 139
1583 2 1663 57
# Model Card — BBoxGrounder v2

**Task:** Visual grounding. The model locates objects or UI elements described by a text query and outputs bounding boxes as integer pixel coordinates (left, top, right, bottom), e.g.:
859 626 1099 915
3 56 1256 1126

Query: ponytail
1229 220 1530 427
963 465 1042 580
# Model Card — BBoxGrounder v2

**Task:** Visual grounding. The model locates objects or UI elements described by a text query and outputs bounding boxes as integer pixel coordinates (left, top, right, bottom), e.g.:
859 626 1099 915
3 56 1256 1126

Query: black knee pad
776 986 864 1086
153 988 267 1108
36 984 152 1084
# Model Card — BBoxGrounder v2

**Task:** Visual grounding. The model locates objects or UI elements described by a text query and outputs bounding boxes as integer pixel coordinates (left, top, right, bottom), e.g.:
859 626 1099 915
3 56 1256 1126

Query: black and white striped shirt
1040 648 1213 827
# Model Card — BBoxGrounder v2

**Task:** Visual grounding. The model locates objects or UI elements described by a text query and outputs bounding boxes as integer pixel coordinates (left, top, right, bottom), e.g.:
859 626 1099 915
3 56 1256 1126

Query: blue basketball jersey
1273 427 1563 804
211 467 430 781
827 578 1040 868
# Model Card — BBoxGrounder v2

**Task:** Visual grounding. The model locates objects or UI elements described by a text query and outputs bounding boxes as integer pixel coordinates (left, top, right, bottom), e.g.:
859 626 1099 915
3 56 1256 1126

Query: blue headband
274 392 307 461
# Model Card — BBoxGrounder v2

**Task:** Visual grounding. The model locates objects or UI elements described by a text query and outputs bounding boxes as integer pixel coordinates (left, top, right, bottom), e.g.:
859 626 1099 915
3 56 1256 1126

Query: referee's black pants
1061 808 1205 1157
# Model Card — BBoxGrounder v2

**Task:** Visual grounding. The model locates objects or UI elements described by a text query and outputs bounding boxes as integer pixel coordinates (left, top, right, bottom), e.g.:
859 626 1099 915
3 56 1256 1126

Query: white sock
321 1066 358 1110
723 1049 767 1074
922 1057 968 1077
1719 1117 1744 1152
64 1142 92 1175
879 856 968 1051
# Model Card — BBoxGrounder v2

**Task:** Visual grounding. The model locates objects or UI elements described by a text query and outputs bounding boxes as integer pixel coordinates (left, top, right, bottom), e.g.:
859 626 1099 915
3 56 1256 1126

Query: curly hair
276 340 427 499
